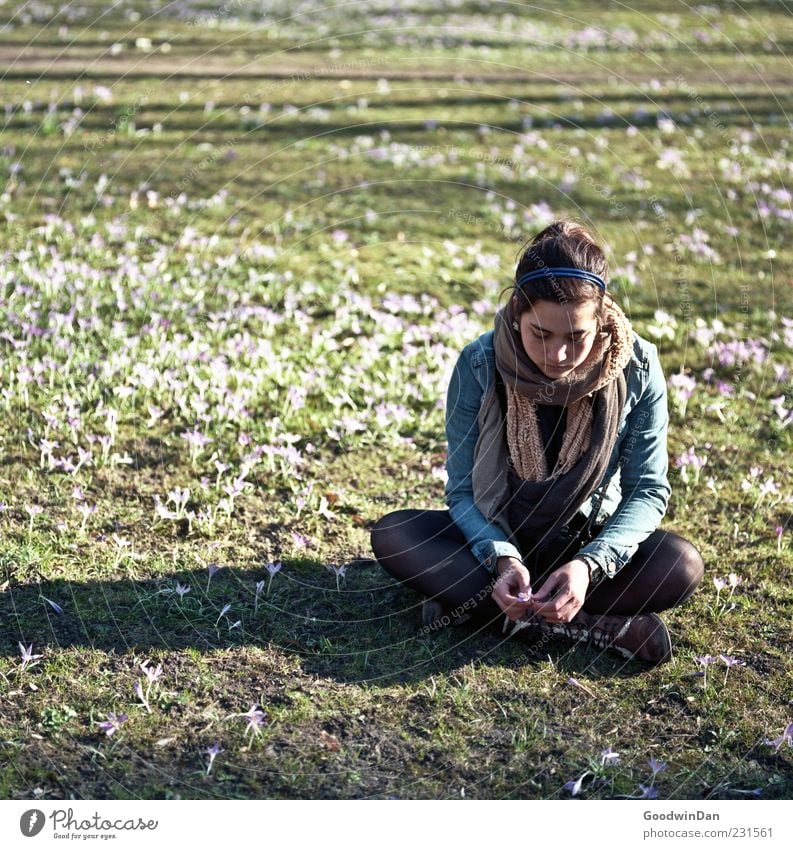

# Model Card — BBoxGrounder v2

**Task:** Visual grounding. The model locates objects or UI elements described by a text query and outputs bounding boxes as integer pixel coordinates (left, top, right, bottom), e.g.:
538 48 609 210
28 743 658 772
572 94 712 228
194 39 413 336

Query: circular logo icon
20 810 46 837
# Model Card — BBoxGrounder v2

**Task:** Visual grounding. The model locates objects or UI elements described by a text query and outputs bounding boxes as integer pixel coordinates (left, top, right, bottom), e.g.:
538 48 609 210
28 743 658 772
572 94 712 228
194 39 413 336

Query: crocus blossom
215 603 232 626
40 596 63 615
140 661 163 684
241 705 267 738
205 742 223 776
765 722 793 751
98 713 128 737
206 563 223 590
175 582 191 599
562 771 589 796
695 654 717 686
265 560 282 595
19 643 43 671
254 579 265 613
720 654 745 684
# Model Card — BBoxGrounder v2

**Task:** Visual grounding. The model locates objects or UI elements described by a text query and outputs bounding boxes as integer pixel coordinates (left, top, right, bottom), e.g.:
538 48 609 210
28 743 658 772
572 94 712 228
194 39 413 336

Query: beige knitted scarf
492 293 634 538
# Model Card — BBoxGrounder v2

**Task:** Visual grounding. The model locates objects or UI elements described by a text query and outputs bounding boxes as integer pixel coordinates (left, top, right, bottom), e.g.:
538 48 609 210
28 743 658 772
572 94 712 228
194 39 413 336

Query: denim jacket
444 328 671 580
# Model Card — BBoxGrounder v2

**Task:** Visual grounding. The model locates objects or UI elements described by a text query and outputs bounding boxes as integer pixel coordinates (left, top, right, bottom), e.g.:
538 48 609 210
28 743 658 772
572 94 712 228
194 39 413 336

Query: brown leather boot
505 608 673 667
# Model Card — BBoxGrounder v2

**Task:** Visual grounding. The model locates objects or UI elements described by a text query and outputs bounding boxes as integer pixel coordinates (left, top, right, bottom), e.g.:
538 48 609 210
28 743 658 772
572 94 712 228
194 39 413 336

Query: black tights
371 509 705 627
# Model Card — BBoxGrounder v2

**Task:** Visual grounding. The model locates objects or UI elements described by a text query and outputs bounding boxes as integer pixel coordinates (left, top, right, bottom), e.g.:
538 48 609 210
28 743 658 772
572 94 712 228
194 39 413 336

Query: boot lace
553 614 633 653
506 612 635 658
587 615 633 651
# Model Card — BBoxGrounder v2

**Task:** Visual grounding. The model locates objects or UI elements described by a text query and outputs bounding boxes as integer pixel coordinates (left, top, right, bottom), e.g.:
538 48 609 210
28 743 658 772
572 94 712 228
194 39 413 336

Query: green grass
0 0 792 799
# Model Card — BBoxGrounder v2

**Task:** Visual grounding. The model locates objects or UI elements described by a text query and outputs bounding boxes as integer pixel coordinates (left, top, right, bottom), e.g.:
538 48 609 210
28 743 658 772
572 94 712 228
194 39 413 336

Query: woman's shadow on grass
0 557 652 683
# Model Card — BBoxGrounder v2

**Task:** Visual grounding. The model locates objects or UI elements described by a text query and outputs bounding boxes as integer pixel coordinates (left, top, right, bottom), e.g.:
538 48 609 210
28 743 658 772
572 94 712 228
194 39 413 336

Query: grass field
0 0 792 800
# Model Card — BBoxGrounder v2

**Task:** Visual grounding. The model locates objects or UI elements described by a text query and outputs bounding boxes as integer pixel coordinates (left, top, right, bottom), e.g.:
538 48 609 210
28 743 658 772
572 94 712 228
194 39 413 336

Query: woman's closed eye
532 332 588 341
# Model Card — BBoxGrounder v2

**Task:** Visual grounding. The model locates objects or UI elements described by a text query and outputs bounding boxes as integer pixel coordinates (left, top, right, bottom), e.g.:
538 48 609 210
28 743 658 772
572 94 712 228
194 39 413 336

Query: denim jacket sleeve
575 341 672 579
444 346 522 571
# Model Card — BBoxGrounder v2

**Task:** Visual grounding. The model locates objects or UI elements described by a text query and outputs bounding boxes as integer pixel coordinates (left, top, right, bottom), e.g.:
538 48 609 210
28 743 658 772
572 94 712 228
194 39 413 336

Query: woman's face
512 296 600 380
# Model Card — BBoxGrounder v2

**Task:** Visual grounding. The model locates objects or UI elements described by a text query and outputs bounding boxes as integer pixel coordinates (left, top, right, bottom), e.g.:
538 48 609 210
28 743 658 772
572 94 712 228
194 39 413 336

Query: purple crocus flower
140 661 163 684
41 596 63 615
765 722 793 751
562 772 589 796
18 643 43 671
695 654 717 687
600 746 620 766
668 373 696 415
205 742 223 776
758 478 779 499
206 563 223 591
241 705 267 737
181 429 212 452
291 531 310 549
265 561 282 595
25 504 44 532
328 562 347 591
696 654 717 666
223 479 246 499
638 783 659 800
648 757 667 776
98 713 128 737
254 579 265 613
135 661 162 713
719 654 745 684
76 502 96 527
215 603 231 626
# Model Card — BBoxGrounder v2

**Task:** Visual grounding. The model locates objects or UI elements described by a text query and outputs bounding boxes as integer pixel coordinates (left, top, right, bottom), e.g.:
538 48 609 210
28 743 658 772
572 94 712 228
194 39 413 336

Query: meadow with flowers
0 0 792 799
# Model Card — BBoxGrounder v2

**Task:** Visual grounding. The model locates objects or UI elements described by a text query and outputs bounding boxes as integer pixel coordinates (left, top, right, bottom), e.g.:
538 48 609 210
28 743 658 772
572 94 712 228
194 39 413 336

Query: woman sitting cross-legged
370 220 704 668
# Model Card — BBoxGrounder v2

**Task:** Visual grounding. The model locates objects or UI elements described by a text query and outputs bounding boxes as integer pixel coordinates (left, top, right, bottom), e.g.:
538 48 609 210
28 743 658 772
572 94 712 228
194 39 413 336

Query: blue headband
516 266 606 292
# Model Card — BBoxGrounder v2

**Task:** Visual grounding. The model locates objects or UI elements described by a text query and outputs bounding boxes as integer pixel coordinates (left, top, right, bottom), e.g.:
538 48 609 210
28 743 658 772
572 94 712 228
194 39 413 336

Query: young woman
370 220 704 667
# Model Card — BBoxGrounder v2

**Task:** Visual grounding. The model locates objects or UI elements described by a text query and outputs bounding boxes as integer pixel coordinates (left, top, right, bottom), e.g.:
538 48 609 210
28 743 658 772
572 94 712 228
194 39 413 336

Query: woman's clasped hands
492 555 591 625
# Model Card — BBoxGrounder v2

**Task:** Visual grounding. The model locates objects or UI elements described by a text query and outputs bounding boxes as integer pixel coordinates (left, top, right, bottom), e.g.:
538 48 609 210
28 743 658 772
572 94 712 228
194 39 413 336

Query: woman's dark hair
509 220 609 321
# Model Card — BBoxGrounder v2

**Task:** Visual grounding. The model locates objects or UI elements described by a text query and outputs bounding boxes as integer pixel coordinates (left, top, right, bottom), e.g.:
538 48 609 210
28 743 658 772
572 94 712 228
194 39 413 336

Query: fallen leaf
320 730 341 752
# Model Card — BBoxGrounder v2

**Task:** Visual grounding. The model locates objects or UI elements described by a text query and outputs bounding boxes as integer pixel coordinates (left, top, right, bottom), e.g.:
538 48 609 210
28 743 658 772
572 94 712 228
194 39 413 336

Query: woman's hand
529 558 590 624
492 556 533 621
